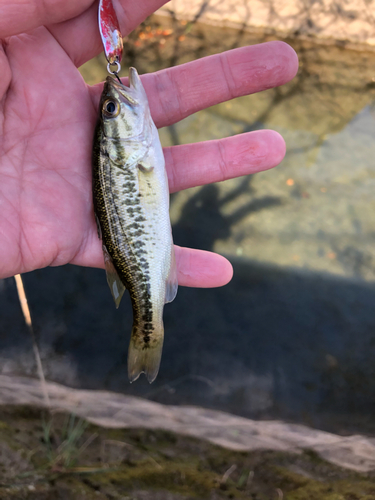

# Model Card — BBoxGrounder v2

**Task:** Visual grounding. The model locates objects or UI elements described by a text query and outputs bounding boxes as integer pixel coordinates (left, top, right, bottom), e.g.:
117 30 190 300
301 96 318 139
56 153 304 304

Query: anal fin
103 244 126 308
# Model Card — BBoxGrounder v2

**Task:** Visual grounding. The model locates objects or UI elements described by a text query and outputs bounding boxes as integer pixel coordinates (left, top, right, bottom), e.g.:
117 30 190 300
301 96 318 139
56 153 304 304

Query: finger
148 41 298 127
73 236 232 288
48 0 169 67
0 0 169 67
165 129 285 193
175 246 233 288
0 0 92 38
0 44 11 99
89 41 298 128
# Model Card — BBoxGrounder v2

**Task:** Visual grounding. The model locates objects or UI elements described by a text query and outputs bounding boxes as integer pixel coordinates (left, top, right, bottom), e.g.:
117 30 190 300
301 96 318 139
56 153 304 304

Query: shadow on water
2 254 375 435
2 177 375 435
172 177 283 251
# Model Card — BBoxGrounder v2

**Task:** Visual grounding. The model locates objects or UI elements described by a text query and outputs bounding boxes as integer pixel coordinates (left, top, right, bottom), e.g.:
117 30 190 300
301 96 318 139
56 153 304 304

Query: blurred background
1 0 375 438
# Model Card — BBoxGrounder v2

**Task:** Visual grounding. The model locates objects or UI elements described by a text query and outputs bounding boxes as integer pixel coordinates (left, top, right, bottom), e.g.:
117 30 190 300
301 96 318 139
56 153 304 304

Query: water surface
2 17 375 434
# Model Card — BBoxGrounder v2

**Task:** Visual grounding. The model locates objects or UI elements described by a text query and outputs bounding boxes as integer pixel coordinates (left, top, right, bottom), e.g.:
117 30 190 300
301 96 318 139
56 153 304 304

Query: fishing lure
98 0 123 71
93 0 178 383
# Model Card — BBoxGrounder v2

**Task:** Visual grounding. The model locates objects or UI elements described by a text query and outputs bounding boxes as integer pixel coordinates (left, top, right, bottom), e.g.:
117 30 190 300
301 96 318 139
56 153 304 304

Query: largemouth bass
92 68 178 383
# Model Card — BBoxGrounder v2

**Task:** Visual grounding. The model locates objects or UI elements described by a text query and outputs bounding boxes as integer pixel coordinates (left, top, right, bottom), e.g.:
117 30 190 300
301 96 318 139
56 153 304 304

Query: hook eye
102 98 120 118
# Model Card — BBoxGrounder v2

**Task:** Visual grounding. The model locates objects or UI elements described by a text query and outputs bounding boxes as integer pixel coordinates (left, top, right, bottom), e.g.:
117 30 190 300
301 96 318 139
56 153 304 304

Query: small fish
92 69 178 383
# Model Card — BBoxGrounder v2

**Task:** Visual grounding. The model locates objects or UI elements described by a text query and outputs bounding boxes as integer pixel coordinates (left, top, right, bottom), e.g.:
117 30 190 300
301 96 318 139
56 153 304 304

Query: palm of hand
1 27 101 278
0 1 298 285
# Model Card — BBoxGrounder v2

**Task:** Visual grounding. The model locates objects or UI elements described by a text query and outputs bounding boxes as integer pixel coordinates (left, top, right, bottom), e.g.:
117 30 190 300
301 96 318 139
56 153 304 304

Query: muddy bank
2 375 375 475
2 403 375 499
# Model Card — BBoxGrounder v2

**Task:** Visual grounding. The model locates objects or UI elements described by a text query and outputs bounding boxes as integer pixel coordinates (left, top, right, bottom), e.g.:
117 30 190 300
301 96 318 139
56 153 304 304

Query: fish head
100 68 149 139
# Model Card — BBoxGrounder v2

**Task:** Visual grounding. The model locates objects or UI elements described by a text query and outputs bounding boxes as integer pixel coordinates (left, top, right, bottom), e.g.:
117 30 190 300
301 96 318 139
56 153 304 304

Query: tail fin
128 328 164 384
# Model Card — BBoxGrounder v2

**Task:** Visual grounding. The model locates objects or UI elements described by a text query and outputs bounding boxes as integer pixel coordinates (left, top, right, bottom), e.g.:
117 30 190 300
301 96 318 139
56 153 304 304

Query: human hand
0 0 298 286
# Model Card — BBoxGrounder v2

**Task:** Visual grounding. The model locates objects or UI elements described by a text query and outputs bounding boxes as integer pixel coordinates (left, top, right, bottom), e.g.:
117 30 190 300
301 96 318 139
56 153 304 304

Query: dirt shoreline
2 375 375 474
2 404 375 500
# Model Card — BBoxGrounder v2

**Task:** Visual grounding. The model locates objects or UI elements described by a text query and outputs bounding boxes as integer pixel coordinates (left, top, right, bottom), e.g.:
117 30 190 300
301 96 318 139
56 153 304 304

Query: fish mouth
104 75 136 106
105 75 129 91
128 67 138 88
106 67 138 90
103 67 142 107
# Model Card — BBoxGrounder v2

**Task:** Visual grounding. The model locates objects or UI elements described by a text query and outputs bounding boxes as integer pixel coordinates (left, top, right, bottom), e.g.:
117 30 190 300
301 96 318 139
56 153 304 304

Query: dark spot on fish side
133 241 145 248
142 312 152 322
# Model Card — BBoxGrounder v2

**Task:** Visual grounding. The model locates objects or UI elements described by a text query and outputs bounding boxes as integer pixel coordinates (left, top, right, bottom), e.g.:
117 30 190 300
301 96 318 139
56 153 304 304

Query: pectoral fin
165 246 178 304
137 161 154 173
103 245 126 308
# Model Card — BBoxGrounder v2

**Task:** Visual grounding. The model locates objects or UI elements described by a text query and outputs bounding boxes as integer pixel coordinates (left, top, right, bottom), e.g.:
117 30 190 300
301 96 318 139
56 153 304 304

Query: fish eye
102 99 120 118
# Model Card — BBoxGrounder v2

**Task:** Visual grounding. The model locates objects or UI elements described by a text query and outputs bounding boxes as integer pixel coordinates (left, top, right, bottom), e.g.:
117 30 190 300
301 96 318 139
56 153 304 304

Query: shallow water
2 17 375 434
